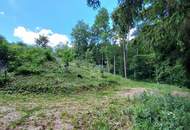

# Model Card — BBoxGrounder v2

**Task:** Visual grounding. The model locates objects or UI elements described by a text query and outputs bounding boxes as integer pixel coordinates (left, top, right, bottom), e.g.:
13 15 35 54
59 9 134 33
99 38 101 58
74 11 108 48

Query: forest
0 0 190 130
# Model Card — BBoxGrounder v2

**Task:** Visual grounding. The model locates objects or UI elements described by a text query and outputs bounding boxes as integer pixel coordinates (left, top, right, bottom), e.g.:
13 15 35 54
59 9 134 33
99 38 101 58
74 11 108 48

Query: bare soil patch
171 91 190 97
118 88 147 97
0 106 21 130
117 88 160 98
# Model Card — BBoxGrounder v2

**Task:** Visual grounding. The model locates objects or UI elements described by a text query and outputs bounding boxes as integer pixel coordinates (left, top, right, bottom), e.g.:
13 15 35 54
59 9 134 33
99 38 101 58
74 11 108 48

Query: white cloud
14 26 70 47
14 26 38 45
49 33 69 47
39 29 53 36
0 11 5 15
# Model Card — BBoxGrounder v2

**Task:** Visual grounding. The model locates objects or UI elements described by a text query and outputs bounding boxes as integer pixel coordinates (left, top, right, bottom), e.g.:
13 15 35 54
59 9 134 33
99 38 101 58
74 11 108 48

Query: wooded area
82 0 190 87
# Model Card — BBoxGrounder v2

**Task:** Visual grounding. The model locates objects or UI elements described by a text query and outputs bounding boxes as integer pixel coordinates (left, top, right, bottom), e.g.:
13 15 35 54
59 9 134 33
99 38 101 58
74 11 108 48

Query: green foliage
0 72 7 86
2 59 119 94
56 47 75 64
111 0 190 86
132 94 190 130
8 45 54 75
129 9 190 86
129 54 155 80
112 0 143 36
0 39 9 85
73 94 190 130
0 39 8 67
92 7 110 43
155 60 189 86
56 46 75 72
85 49 94 63
71 20 90 58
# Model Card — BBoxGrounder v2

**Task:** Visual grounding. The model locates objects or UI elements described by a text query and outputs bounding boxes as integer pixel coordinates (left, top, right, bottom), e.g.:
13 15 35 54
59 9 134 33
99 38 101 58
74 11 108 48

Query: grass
0 60 189 129
0 86 189 129
1 61 122 94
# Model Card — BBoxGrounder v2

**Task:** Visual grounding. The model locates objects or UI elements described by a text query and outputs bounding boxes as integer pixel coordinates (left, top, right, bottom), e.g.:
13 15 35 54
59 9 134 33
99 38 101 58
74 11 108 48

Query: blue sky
0 0 117 46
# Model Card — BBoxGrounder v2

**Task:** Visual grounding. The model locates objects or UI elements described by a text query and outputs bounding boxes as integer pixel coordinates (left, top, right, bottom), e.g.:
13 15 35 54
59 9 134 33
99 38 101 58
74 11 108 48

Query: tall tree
111 0 143 78
71 20 90 59
92 8 111 70
87 0 190 87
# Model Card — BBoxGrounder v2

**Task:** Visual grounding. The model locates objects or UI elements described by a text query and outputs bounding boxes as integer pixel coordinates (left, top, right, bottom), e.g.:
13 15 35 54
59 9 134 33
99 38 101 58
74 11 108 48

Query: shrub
15 63 42 75
8 45 54 74
156 60 189 87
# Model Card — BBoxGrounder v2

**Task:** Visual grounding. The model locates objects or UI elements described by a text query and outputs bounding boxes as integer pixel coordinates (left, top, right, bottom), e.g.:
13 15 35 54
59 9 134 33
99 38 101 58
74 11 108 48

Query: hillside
1 59 121 94
0 60 190 130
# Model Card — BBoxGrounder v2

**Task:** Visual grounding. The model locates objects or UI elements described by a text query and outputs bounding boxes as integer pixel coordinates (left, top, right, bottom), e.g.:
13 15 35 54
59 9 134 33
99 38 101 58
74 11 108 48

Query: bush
156 60 189 87
15 63 42 75
8 45 54 74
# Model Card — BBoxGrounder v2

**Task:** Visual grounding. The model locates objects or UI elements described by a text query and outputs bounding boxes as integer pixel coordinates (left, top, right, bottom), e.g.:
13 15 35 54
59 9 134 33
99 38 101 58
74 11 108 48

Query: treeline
72 0 190 87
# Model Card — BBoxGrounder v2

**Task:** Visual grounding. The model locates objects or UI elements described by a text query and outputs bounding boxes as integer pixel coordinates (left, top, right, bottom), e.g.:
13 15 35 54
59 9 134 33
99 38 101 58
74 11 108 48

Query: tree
87 0 190 86
85 49 94 63
124 0 190 86
71 20 90 59
92 8 111 70
0 38 8 84
92 8 110 44
35 35 49 48
56 47 75 72
112 7 130 78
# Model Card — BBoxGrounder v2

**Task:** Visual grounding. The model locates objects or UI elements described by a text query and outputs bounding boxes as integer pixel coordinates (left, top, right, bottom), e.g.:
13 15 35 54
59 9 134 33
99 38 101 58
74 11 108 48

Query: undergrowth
72 94 190 130
1 61 120 94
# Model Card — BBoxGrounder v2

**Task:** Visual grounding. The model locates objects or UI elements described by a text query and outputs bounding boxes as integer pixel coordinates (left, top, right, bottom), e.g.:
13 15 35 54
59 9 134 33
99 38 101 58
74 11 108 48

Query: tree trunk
123 42 127 78
155 66 159 84
113 56 116 75
124 26 130 79
106 57 110 73
134 48 138 79
126 42 128 78
101 53 104 69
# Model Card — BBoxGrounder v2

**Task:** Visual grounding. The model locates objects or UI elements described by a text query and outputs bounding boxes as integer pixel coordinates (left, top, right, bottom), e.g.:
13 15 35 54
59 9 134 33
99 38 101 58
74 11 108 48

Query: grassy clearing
0 79 189 129
0 60 189 129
